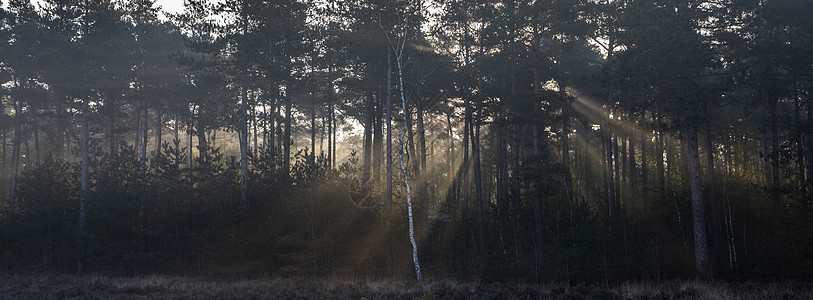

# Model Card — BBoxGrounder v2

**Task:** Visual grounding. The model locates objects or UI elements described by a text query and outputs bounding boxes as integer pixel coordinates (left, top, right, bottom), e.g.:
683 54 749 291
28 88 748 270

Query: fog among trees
1 0 813 282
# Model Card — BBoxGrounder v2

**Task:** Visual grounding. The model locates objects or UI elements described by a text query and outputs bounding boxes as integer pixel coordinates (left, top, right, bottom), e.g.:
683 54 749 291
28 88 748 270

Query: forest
1 0 812 285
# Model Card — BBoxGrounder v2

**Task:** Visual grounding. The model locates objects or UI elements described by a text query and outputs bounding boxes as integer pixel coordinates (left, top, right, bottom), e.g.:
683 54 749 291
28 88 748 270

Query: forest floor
0 274 811 299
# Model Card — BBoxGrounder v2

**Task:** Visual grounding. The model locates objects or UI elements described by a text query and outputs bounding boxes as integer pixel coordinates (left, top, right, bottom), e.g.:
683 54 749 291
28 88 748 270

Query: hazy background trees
1 0 812 281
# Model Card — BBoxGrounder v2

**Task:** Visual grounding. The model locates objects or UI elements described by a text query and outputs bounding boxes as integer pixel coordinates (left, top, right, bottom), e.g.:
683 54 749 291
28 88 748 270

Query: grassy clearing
0 274 810 299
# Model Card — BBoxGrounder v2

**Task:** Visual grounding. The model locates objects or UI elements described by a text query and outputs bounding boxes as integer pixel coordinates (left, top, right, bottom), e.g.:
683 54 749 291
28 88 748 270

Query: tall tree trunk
363 93 374 182
769 95 780 195
155 108 163 159
109 97 116 155
277 104 283 158
471 107 485 253
463 96 470 224
284 84 292 179
395 41 422 280
723 131 738 268
562 109 574 210
311 87 317 165
406 102 419 179
807 95 813 195
386 48 393 212
320 111 325 155
795 96 805 198
447 112 455 172
687 125 710 275
135 107 141 154
250 100 257 159
705 111 721 266
332 99 337 168
268 98 276 162
374 93 383 181
80 97 89 230
533 124 544 280
196 119 208 164
613 132 621 209
9 99 22 206
239 78 249 210
417 97 428 202
1 130 6 202
499 112 509 210
511 123 522 261
416 94 428 224
602 130 609 212
140 107 148 174
33 114 39 163
326 66 333 168
641 129 649 202
628 94 636 186
188 110 194 171
656 112 666 202
606 131 617 217
621 134 627 200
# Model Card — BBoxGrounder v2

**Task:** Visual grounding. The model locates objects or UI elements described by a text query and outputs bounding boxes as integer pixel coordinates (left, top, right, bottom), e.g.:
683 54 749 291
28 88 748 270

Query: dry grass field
1 274 811 299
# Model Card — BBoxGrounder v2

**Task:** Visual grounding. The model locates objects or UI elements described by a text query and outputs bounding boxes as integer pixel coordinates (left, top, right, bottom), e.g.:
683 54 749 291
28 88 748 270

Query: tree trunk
656 112 666 202
769 95 780 195
1 130 6 202
562 109 574 210
80 97 90 230
807 95 813 195
606 131 617 217
386 48 393 212
621 134 627 199
463 95 470 224
196 119 208 164
687 125 710 275
268 98 276 162
140 107 148 174
406 102 419 179
284 84 292 179
311 87 317 165
374 93 383 181
628 94 636 186
795 96 804 198
447 112 455 172
471 107 485 253
499 112 509 210
602 130 609 212
396 43 422 280
363 92 374 182
240 78 249 210
33 114 39 163
188 110 194 171
252 100 258 159
723 131 738 269
109 97 116 155
9 99 22 206
641 130 649 201
533 124 544 280
613 132 621 209
705 113 721 266
155 108 163 159
332 98 337 168
135 107 141 154
416 93 429 223
511 123 522 261
417 97 428 202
